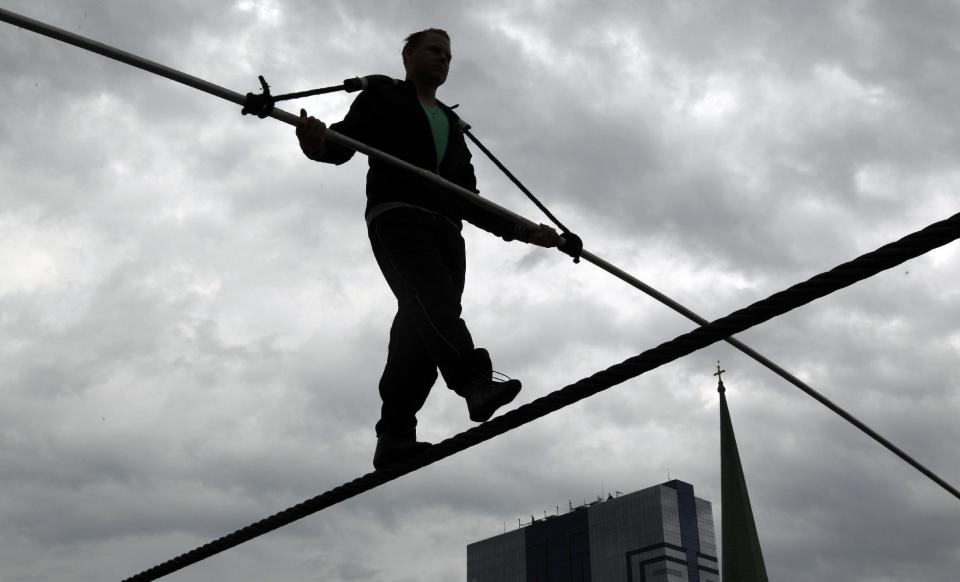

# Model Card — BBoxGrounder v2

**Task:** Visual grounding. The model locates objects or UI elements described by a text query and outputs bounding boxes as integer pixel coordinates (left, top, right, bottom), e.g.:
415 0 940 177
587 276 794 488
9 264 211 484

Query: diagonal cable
0 6 954 576
462 127 572 234
580 248 958 501
462 122 955 495
2 9 946 492
122 213 960 582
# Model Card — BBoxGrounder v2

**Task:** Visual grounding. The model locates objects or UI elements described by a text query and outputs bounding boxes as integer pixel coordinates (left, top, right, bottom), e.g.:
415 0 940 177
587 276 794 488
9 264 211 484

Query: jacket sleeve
312 89 378 165
455 152 530 242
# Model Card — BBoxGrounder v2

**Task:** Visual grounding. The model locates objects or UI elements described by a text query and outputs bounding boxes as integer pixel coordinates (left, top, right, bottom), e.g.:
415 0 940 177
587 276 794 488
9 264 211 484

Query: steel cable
1 7 955 579
121 213 960 582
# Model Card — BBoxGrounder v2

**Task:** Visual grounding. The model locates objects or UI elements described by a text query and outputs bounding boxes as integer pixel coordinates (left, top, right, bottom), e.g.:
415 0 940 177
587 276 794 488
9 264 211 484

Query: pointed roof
716 364 769 582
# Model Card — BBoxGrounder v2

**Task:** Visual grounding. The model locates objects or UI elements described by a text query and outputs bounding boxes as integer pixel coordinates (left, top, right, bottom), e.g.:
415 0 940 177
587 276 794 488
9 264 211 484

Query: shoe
451 348 523 423
372 432 432 470
465 377 522 422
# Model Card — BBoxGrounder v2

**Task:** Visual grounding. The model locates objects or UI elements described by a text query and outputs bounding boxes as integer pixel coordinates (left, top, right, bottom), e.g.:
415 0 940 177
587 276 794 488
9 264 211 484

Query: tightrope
121 213 960 582
1 7 955 579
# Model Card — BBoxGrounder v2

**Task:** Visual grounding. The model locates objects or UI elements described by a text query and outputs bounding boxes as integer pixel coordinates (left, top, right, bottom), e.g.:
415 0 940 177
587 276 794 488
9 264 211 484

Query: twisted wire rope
122 213 960 582
0 8 952 581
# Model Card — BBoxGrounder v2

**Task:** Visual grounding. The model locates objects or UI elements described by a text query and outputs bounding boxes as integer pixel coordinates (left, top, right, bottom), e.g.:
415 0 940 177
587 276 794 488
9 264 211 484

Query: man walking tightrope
296 28 559 469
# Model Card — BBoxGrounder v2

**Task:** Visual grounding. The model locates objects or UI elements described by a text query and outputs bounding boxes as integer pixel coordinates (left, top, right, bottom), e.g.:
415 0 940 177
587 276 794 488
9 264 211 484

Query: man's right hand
296 108 328 159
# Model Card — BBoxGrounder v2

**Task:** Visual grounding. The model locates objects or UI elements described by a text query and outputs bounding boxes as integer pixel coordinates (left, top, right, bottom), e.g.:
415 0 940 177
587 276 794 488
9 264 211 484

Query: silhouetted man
296 28 559 469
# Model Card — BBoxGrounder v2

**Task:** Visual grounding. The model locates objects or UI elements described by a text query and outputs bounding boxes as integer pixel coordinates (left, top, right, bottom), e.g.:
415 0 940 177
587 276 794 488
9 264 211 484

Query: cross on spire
714 361 726 393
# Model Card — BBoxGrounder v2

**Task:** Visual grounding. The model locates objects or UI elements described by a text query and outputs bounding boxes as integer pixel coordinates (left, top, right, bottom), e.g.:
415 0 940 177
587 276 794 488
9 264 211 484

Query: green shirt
419 100 449 167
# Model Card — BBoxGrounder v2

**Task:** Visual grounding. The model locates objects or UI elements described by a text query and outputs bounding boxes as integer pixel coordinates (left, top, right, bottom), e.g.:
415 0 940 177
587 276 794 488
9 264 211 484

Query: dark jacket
314 80 524 240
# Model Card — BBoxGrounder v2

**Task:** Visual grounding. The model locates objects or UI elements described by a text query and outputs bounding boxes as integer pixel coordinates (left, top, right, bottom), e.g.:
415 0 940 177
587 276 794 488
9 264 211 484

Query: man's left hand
527 224 561 248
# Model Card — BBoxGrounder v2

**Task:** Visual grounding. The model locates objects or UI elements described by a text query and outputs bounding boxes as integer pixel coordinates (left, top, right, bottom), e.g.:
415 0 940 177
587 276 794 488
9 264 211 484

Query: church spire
717 363 769 582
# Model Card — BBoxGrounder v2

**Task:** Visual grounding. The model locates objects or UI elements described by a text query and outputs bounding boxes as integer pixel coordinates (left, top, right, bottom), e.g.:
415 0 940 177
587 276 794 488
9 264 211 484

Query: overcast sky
1 1 958 581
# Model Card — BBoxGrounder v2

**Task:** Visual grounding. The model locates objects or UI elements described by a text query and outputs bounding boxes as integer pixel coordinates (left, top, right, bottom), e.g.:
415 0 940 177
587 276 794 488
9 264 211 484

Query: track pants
368 207 474 437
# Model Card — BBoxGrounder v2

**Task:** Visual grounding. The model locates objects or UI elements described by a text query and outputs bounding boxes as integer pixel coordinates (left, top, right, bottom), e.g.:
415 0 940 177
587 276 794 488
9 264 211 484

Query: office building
467 479 719 582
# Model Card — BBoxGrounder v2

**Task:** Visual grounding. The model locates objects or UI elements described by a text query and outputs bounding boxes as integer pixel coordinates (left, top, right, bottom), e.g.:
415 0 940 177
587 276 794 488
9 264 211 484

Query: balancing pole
3 6 956 501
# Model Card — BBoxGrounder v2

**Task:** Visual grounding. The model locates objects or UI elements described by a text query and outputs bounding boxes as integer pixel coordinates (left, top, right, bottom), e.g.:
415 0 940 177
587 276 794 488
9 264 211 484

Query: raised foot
466 378 522 422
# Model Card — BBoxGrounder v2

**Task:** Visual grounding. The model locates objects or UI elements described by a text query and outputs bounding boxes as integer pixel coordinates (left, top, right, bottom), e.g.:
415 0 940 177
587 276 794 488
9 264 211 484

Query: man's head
402 28 451 87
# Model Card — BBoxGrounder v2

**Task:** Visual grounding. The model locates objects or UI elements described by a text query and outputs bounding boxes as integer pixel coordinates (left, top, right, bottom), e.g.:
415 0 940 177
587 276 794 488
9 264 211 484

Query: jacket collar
399 79 448 109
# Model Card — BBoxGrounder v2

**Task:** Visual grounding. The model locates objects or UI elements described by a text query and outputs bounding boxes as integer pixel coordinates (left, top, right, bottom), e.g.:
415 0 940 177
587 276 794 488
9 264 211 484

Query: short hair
402 28 450 59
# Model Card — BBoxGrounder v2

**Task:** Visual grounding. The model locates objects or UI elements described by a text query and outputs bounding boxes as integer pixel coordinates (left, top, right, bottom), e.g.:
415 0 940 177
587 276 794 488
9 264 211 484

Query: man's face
404 32 452 87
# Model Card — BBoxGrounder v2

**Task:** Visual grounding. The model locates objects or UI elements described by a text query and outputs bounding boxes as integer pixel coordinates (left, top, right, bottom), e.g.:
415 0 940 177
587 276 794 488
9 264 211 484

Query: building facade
467 480 718 582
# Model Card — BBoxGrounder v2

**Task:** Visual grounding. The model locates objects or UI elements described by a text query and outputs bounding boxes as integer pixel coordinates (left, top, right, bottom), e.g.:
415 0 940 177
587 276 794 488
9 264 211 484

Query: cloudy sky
1 1 958 580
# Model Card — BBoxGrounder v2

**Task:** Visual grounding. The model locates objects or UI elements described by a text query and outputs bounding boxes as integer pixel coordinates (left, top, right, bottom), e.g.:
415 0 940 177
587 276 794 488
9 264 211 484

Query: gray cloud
1 1 958 581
